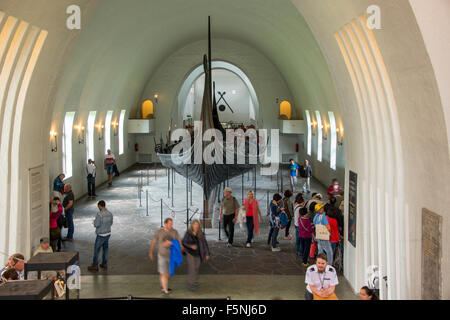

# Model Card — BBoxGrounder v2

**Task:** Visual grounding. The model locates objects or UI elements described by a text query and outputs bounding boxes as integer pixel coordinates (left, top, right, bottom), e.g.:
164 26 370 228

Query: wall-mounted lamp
50 130 58 152
112 121 118 136
311 121 317 136
323 123 329 140
336 128 344 146
96 122 104 140
154 94 159 104
74 124 85 144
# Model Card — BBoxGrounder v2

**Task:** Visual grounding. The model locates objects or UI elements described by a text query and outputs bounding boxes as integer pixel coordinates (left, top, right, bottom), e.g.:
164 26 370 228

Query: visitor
293 193 305 256
1 268 19 282
306 193 323 222
298 206 314 267
268 193 284 252
327 179 342 198
326 207 340 263
33 237 58 279
182 220 210 291
243 190 263 248
33 237 53 255
313 204 333 264
324 196 336 214
305 253 339 300
282 190 294 240
88 200 113 271
86 159 97 198
299 160 312 193
62 184 75 241
219 187 240 247
288 159 299 192
359 286 379 300
53 173 65 198
49 197 63 252
149 218 182 296
10 253 25 280
0 256 14 283
104 149 116 186
334 189 344 209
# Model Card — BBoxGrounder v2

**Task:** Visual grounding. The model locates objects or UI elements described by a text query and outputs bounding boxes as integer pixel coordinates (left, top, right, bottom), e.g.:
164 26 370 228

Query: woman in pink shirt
49 197 63 252
244 190 263 248
298 207 314 267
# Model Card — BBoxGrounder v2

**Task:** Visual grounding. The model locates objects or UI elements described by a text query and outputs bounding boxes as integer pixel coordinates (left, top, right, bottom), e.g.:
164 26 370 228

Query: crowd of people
1 157 380 301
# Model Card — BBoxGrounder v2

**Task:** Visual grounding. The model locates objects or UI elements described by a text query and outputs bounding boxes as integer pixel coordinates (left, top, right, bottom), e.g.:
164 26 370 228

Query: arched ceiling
54 0 339 119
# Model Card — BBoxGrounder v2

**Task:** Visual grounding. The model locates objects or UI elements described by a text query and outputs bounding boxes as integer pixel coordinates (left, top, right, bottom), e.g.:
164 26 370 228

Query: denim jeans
267 226 279 248
317 239 333 264
87 175 96 196
295 226 302 255
300 237 312 264
246 216 254 244
66 208 74 239
285 219 292 237
93 235 110 265
290 176 297 192
301 177 310 192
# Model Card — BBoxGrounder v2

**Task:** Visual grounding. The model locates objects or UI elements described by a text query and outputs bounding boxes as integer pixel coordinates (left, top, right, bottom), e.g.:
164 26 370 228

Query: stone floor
59 163 356 299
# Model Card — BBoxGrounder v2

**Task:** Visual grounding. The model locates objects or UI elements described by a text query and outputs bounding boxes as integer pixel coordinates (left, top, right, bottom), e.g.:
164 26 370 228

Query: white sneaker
271 247 281 252
227 243 232 247
246 243 251 248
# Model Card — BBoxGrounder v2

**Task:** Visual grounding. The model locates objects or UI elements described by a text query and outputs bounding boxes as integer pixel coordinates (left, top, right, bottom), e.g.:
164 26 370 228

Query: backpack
280 211 289 229
299 165 307 178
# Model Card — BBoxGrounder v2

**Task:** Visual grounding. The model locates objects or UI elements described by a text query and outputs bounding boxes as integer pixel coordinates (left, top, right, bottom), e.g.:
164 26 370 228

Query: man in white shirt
104 149 116 187
305 253 339 300
10 253 25 280
86 159 98 198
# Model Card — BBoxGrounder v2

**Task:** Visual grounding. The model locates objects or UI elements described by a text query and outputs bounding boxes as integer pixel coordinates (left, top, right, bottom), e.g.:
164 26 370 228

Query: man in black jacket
299 160 312 193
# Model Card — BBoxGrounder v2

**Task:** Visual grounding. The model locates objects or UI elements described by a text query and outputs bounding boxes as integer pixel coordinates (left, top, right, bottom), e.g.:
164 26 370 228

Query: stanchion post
186 166 189 230
167 167 170 198
146 190 149 217
254 166 257 199
280 163 283 193
241 173 244 202
171 169 174 207
160 198 163 227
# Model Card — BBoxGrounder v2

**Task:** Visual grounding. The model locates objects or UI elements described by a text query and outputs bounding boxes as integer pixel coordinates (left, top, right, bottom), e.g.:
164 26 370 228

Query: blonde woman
243 190 263 248
182 220 210 291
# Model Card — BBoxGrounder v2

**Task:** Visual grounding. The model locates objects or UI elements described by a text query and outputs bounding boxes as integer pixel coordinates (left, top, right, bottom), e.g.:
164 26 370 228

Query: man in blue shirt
289 159 299 192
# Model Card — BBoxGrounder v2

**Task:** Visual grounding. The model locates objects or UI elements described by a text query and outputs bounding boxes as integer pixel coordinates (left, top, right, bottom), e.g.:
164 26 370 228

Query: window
280 101 291 119
118 109 126 155
62 112 75 179
86 111 96 162
329 112 337 170
315 111 322 162
104 111 113 154
305 110 312 156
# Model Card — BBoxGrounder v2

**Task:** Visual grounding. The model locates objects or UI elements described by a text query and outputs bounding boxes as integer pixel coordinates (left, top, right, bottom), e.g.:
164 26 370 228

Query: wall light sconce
96 122 104 140
154 94 159 104
323 123 329 140
311 121 317 136
50 130 58 152
74 125 85 144
112 121 118 136
336 128 344 146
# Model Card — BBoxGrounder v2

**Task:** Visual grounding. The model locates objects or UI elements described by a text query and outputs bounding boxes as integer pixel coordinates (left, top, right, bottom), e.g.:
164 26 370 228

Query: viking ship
156 17 265 227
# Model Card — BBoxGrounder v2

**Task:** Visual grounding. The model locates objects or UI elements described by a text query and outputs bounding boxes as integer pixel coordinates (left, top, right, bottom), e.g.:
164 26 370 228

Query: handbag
309 240 317 258
315 214 330 241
